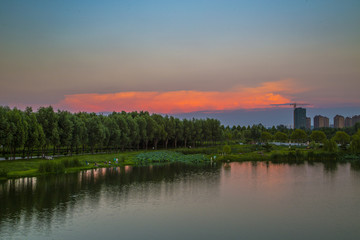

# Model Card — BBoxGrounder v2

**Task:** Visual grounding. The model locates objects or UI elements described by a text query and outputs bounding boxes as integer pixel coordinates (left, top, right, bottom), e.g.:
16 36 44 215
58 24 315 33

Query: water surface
1 162 360 240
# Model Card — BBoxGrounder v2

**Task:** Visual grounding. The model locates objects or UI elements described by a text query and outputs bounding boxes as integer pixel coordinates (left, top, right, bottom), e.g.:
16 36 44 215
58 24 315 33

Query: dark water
1 162 360 240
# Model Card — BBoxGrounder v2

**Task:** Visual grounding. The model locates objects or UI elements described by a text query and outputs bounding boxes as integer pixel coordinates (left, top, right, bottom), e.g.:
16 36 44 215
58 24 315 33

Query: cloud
56 79 303 113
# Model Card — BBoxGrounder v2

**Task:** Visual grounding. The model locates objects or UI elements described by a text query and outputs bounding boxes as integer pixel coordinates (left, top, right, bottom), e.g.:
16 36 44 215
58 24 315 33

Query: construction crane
271 102 310 129
271 102 310 109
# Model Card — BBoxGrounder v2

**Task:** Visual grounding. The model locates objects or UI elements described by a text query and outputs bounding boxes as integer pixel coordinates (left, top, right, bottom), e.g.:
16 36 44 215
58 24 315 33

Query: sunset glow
58 80 298 113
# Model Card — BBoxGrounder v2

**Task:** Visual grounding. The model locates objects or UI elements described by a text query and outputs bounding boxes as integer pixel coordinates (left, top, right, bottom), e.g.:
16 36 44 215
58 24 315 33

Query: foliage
260 132 273 143
1 105 360 160
274 132 288 142
38 161 65 174
350 135 360 154
291 129 308 143
0 168 9 177
310 130 327 143
332 131 350 150
323 139 338 153
136 151 209 164
223 145 231 155
61 158 82 168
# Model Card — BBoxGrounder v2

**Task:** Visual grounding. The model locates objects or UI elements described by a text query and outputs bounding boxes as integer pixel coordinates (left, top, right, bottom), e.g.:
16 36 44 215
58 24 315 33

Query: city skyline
1 1 360 122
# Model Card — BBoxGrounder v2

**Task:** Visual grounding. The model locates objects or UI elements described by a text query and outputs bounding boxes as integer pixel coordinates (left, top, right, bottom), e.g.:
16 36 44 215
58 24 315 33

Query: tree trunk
155 139 159 150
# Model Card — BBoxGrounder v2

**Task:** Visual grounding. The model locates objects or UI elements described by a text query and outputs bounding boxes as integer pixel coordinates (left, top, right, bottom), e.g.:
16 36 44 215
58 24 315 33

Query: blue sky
0 0 359 124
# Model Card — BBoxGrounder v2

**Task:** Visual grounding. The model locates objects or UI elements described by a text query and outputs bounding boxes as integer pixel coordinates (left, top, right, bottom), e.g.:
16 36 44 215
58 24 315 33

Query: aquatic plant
38 161 65 174
136 151 209 164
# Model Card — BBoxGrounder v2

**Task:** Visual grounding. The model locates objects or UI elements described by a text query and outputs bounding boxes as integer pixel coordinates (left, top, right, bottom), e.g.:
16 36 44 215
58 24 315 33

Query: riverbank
1 145 359 180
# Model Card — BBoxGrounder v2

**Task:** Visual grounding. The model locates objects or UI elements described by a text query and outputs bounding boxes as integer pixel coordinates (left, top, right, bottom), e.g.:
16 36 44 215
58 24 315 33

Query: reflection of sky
1 162 360 239
1 1 360 113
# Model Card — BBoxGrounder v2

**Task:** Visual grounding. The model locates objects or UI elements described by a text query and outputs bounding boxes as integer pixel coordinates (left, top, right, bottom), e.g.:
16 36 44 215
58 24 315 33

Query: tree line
0 106 223 159
1 106 359 160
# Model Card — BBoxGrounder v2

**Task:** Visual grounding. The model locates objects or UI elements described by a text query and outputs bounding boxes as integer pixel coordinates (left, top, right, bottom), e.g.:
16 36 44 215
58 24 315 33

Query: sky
1 0 359 125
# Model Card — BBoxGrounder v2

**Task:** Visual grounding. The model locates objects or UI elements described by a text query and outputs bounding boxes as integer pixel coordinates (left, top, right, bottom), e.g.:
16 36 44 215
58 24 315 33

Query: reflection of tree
351 161 360 171
323 162 338 173
0 163 221 237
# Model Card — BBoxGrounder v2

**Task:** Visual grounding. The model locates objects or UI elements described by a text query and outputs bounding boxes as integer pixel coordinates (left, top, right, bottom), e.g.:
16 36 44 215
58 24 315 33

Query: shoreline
1 146 359 180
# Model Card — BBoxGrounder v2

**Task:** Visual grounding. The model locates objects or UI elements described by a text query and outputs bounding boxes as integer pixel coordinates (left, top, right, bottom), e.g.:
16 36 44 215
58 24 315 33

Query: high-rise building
345 117 352 127
294 107 306 129
314 115 330 128
306 117 311 129
352 115 360 126
334 115 345 128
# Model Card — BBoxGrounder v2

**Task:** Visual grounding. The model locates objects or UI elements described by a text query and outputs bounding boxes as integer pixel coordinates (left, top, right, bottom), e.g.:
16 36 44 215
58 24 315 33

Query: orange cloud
57 79 301 113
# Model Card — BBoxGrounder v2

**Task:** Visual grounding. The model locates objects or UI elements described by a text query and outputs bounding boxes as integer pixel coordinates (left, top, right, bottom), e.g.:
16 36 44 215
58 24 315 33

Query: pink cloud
55 79 303 113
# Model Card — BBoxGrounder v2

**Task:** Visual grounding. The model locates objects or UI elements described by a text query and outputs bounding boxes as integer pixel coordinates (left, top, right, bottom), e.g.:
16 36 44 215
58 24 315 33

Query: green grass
0 152 140 179
136 151 209 164
1 145 359 180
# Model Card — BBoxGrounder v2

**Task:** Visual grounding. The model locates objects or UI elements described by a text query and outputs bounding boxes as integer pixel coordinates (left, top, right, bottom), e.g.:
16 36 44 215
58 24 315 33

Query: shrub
61 158 82 168
223 145 231 155
0 168 9 177
38 161 65 174
324 139 338 153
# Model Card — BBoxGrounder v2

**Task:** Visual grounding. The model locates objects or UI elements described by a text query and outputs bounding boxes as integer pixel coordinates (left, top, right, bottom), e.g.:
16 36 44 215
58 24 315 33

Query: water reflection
0 163 221 237
1 161 360 240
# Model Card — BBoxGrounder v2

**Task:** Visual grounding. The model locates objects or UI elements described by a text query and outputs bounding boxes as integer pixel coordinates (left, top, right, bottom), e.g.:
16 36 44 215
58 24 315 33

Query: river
1 162 360 240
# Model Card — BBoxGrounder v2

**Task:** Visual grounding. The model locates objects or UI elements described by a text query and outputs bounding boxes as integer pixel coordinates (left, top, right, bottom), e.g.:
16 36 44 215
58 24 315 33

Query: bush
61 158 82 168
0 168 9 177
324 139 338 152
38 161 65 174
263 143 273 152
223 145 231 155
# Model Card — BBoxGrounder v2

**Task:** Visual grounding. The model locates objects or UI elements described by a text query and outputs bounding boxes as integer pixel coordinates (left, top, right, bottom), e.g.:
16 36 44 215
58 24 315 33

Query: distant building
314 115 329 129
334 115 345 129
352 115 360 126
294 108 306 129
306 117 311 129
345 117 352 127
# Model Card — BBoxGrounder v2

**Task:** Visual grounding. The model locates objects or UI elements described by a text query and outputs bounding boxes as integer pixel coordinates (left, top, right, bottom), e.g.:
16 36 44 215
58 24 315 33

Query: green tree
174 118 183 148
86 114 105 154
183 119 193 148
6 108 27 159
274 132 288 142
310 130 327 143
290 129 308 143
126 115 140 150
350 131 360 154
144 113 156 149
0 106 10 157
224 127 233 144
104 116 121 152
135 115 147 150
24 108 43 159
152 114 166 150
260 132 273 143
209 119 222 145
332 131 350 149
193 119 204 147
323 139 338 152
223 145 231 155
164 116 175 149
37 106 59 155
70 114 86 155
57 110 74 154
115 114 129 151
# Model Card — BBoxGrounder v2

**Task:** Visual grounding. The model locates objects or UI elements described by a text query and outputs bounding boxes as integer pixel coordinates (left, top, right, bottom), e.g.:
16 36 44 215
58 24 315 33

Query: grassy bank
0 151 140 180
1 145 359 180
